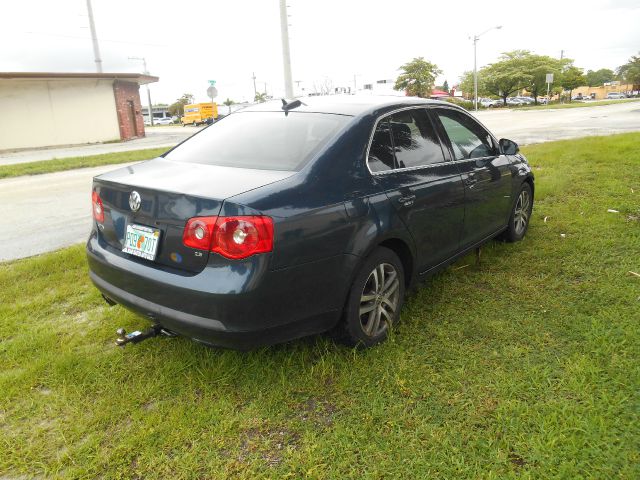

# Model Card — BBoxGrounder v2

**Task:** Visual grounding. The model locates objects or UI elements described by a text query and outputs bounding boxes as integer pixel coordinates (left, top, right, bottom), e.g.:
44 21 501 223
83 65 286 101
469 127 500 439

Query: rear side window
367 108 445 173
435 109 497 160
388 109 445 169
368 119 395 172
164 112 349 171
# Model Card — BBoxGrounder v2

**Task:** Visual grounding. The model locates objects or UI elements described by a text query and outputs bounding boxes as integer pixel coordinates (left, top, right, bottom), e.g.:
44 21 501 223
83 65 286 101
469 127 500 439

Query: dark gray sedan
87 97 533 349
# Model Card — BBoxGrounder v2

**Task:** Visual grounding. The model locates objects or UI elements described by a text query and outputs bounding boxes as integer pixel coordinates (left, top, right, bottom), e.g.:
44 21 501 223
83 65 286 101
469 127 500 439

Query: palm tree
223 98 234 114
254 92 267 103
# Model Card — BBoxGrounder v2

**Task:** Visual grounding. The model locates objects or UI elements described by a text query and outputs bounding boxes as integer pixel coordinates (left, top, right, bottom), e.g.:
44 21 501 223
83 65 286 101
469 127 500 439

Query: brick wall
113 80 145 140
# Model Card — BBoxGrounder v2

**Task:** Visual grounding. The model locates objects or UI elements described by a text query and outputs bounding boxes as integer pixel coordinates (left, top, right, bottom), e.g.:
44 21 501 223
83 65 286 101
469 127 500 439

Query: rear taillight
182 217 216 250
182 216 274 259
92 191 104 223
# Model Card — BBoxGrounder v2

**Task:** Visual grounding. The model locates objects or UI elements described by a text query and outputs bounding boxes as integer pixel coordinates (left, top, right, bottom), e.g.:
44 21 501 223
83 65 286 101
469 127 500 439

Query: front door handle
397 194 416 207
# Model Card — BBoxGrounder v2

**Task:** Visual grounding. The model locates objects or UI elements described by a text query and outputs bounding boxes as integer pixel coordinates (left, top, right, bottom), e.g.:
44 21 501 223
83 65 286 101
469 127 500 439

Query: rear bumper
86 234 358 349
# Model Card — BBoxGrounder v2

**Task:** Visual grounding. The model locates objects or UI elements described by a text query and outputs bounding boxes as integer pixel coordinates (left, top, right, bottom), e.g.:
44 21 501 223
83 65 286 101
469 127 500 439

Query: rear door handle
397 195 416 207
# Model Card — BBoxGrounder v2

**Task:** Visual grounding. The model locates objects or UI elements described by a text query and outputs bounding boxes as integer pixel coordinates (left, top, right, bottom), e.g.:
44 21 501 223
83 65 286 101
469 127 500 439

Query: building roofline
0 72 158 85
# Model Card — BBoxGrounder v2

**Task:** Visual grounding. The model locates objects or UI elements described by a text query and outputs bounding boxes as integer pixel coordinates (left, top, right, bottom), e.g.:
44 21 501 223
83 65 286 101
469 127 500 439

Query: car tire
503 183 533 242
335 247 405 348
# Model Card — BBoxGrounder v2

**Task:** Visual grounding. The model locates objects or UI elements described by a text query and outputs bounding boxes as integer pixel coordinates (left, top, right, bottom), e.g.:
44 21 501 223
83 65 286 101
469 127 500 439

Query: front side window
367 108 445 173
435 109 497 160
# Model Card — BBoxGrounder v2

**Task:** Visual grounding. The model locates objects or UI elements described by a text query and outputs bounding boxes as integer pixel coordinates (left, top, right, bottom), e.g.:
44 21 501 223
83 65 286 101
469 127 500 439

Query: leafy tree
167 93 195 117
585 68 615 87
458 71 480 99
442 79 449 93
561 66 586 101
518 52 569 105
223 98 234 114
479 51 532 105
254 92 267 103
617 53 640 88
394 57 442 98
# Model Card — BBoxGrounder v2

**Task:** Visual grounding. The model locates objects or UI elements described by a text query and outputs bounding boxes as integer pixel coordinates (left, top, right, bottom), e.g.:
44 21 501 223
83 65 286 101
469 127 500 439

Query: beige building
0 72 158 151
572 81 637 100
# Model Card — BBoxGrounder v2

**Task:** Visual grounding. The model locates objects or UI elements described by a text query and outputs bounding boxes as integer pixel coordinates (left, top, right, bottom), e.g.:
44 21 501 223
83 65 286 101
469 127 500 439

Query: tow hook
115 324 175 347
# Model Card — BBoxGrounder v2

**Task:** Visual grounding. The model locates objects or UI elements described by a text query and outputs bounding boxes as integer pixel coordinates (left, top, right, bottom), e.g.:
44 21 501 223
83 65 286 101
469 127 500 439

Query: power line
17 31 167 48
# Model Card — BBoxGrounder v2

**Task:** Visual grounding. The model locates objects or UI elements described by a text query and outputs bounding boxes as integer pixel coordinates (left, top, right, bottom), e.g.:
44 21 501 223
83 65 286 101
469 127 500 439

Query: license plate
122 224 161 261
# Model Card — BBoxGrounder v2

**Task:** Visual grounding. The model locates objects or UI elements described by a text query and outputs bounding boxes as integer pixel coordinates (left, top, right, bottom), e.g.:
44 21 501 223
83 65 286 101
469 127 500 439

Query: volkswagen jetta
87 97 534 349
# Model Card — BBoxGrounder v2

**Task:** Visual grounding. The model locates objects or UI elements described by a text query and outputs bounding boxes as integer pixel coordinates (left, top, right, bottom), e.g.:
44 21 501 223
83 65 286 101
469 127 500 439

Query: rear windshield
164 111 350 171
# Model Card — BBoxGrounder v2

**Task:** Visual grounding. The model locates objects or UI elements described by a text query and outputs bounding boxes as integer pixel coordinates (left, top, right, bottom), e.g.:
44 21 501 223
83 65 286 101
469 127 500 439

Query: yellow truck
181 103 218 126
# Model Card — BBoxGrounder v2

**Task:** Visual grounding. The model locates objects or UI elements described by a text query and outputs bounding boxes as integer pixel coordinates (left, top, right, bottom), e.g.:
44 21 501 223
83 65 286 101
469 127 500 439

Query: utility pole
472 25 502 111
560 50 564 60
252 72 257 99
279 0 294 98
129 57 153 127
86 0 103 73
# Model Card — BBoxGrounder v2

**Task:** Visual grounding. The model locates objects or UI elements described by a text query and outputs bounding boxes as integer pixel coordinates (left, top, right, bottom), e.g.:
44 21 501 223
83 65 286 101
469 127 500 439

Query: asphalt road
0 125 203 166
475 100 640 144
1 101 639 262
0 163 134 261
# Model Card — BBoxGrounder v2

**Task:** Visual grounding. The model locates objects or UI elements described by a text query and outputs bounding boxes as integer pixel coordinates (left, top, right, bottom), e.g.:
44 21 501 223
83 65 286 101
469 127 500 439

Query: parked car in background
606 92 626 99
87 97 534 350
537 97 549 104
507 97 524 106
479 98 501 108
154 118 174 125
515 96 535 105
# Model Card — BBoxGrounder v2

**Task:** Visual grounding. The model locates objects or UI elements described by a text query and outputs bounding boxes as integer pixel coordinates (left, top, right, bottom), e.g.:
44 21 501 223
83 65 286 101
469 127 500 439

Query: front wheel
503 183 533 242
336 247 405 348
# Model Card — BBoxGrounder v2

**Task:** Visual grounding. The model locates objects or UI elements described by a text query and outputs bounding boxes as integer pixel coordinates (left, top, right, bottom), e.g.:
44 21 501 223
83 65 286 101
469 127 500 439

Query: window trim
365 106 452 176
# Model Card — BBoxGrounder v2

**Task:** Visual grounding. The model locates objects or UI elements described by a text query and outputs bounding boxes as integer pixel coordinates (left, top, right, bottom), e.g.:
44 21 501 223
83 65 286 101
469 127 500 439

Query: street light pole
129 56 153 127
472 25 502 111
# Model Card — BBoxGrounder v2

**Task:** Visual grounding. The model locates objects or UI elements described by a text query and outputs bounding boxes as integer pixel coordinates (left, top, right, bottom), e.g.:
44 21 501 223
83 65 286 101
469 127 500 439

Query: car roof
239 95 452 116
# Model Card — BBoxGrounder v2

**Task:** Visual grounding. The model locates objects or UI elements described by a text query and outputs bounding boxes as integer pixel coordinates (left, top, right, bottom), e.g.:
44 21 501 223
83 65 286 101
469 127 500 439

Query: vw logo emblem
129 191 141 212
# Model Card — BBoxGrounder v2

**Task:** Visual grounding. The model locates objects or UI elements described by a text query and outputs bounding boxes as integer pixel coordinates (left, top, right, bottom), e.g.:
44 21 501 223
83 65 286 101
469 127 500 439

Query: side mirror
500 138 519 155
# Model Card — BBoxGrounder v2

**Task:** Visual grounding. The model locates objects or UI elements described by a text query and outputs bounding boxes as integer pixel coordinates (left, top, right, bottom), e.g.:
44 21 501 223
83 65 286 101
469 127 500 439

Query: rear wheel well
378 238 414 288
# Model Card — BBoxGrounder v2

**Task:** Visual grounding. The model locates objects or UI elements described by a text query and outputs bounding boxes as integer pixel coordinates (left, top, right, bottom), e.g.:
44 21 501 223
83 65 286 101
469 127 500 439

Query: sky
1 0 639 104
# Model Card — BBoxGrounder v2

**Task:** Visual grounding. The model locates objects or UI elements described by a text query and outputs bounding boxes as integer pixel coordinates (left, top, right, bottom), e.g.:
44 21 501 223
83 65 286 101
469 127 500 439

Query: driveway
0 125 204 166
1 101 639 261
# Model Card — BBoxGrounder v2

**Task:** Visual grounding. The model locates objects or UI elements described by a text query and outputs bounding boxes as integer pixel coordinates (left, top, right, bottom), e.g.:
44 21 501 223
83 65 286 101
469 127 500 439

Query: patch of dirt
508 450 527 469
297 397 337 427
238 426 301 467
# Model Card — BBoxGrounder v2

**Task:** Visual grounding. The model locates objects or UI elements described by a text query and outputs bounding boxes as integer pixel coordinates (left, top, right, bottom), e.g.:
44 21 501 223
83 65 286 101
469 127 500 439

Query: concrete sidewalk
0 125 203 166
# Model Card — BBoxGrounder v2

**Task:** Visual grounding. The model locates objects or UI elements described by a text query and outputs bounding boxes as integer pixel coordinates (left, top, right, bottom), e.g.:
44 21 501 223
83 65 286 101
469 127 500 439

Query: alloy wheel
514 189 531 235
359 263 400 337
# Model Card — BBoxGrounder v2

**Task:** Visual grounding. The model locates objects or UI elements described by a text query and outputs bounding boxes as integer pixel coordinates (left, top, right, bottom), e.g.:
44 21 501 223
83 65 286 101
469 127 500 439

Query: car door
368 107 466 272
430 107 513 247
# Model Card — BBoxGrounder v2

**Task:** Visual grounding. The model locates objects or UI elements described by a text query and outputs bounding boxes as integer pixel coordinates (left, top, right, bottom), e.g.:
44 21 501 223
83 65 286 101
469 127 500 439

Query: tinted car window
436 109 497 160
368 119 395 172
165 112 349 171
388 109 445 168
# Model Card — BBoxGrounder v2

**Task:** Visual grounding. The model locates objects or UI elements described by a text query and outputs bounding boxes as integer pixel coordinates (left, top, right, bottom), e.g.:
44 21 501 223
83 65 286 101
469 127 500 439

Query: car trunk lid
93 158 294 274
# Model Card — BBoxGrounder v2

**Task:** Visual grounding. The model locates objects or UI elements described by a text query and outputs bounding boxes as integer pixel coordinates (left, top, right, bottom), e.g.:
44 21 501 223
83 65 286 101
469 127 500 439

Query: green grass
517 97 640 110
1 134 639 479
0 147 169 179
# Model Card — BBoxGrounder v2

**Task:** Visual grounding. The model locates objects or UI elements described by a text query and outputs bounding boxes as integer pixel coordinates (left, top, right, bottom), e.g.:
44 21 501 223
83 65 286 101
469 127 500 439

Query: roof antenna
281 98 304 112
